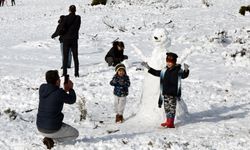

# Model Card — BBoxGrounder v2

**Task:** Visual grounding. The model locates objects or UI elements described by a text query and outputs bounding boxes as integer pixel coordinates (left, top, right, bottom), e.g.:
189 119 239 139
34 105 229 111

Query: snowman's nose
154 36 158 40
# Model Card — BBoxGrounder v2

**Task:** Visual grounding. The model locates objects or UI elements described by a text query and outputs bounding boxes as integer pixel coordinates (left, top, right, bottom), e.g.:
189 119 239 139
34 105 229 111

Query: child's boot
161 118 175 128
115 114 119 123
120 115 124 123
116 115 122 123
161 119 168 127
166 118 175 128
43 137 54 149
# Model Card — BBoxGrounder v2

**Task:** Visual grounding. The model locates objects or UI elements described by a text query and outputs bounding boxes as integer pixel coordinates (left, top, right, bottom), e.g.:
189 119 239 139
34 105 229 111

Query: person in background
60 5 81 77
51 15 72 69
105 41 128 67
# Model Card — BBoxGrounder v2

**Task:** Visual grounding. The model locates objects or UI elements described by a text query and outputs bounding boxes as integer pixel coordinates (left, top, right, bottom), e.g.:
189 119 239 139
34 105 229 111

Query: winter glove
141 62 150 69
123 55 128 60
106 57 114 66
184 63 189 71
51 34 56 39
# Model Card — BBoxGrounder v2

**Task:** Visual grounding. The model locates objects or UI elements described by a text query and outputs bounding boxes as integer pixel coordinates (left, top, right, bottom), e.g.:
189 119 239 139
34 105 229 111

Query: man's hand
184 63 189 71
123 55 128 60
64 80 73 92
51 34 56 39
141 62 150 69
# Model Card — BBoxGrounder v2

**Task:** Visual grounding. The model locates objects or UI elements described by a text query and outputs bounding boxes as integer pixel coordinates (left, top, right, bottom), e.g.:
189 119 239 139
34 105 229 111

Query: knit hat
166 52 178 63
115 63 126 73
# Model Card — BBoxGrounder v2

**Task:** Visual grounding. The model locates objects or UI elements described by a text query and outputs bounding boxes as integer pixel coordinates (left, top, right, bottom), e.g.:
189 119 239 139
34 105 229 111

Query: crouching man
36 70 79 149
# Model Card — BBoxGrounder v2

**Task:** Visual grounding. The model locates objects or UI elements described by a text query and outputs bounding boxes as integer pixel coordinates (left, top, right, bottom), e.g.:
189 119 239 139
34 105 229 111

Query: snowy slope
0 0 250 149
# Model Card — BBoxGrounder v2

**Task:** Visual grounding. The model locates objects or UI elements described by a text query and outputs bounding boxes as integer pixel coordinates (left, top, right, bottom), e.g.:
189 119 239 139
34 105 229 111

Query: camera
64 74 69 84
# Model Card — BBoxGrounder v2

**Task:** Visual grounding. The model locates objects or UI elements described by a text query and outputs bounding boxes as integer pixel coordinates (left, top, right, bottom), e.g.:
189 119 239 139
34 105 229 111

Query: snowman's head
152 28 171 48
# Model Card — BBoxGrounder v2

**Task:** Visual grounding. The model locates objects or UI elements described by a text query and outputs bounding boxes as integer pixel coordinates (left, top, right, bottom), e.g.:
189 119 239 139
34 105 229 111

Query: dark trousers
163 95 177 119
62 39 79 76
11 0 15 6
0 0 4 6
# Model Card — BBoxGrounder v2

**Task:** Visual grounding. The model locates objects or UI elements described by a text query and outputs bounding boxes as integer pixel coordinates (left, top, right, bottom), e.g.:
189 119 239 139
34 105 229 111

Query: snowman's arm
131 44 147 62
148 68 161 77
177 48 193 64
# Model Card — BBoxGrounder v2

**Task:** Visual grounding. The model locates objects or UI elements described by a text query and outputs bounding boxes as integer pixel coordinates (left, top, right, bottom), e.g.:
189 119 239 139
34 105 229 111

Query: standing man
51 15 73 69
61 5 81 77
36 70 79 149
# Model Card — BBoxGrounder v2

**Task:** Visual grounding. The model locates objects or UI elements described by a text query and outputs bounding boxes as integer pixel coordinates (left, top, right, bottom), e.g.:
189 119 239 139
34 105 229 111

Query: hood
39 83 59 98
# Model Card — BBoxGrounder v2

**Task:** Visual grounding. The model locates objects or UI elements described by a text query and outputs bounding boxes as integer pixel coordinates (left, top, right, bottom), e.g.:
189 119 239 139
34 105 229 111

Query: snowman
132 28 171 126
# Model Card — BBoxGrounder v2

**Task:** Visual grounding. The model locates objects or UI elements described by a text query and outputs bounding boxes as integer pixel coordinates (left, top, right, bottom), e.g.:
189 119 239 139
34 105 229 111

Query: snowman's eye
160 35 163 37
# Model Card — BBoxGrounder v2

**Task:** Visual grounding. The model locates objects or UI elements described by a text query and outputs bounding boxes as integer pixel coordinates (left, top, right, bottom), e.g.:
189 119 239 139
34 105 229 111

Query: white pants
114 96 126 115
40 123 79 143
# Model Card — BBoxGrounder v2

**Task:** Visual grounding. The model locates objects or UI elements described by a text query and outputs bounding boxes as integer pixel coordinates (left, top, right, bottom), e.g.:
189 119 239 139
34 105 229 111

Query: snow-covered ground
0 0 250 149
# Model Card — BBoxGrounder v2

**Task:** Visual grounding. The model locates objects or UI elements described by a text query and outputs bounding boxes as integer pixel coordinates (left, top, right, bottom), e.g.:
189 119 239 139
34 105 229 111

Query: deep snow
0 0 250 149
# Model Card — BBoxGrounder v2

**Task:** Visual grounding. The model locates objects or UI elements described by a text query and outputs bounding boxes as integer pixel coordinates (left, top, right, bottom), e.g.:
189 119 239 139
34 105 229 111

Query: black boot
115 114 119 123
120 115 124 123
43 137 54 149
75 73 79 77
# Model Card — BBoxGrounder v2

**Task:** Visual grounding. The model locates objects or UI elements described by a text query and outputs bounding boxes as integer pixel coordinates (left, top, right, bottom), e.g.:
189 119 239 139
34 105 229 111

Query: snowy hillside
0 0 250 149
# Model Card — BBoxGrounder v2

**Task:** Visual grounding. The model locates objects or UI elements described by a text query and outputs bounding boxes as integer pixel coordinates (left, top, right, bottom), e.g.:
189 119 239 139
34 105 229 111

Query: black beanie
166 52 178 62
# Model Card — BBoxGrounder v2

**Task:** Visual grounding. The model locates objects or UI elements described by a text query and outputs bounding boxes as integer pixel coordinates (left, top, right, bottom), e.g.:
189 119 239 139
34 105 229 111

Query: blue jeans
60 43 72 67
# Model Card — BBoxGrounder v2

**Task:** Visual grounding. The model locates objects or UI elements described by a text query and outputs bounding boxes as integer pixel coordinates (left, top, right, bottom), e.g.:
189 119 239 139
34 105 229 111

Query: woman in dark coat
105 41 128 67
51 15 72 69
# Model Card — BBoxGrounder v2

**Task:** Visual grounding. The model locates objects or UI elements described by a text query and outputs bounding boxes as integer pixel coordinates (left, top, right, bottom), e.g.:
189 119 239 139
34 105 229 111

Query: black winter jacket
105 47 126 66
51 23 63 43
148 64 189 97
36 83 76 133
61 13 81 40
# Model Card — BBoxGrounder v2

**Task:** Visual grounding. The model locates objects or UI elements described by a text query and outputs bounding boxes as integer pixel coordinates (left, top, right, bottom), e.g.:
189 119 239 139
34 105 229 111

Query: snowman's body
136 28 171 125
